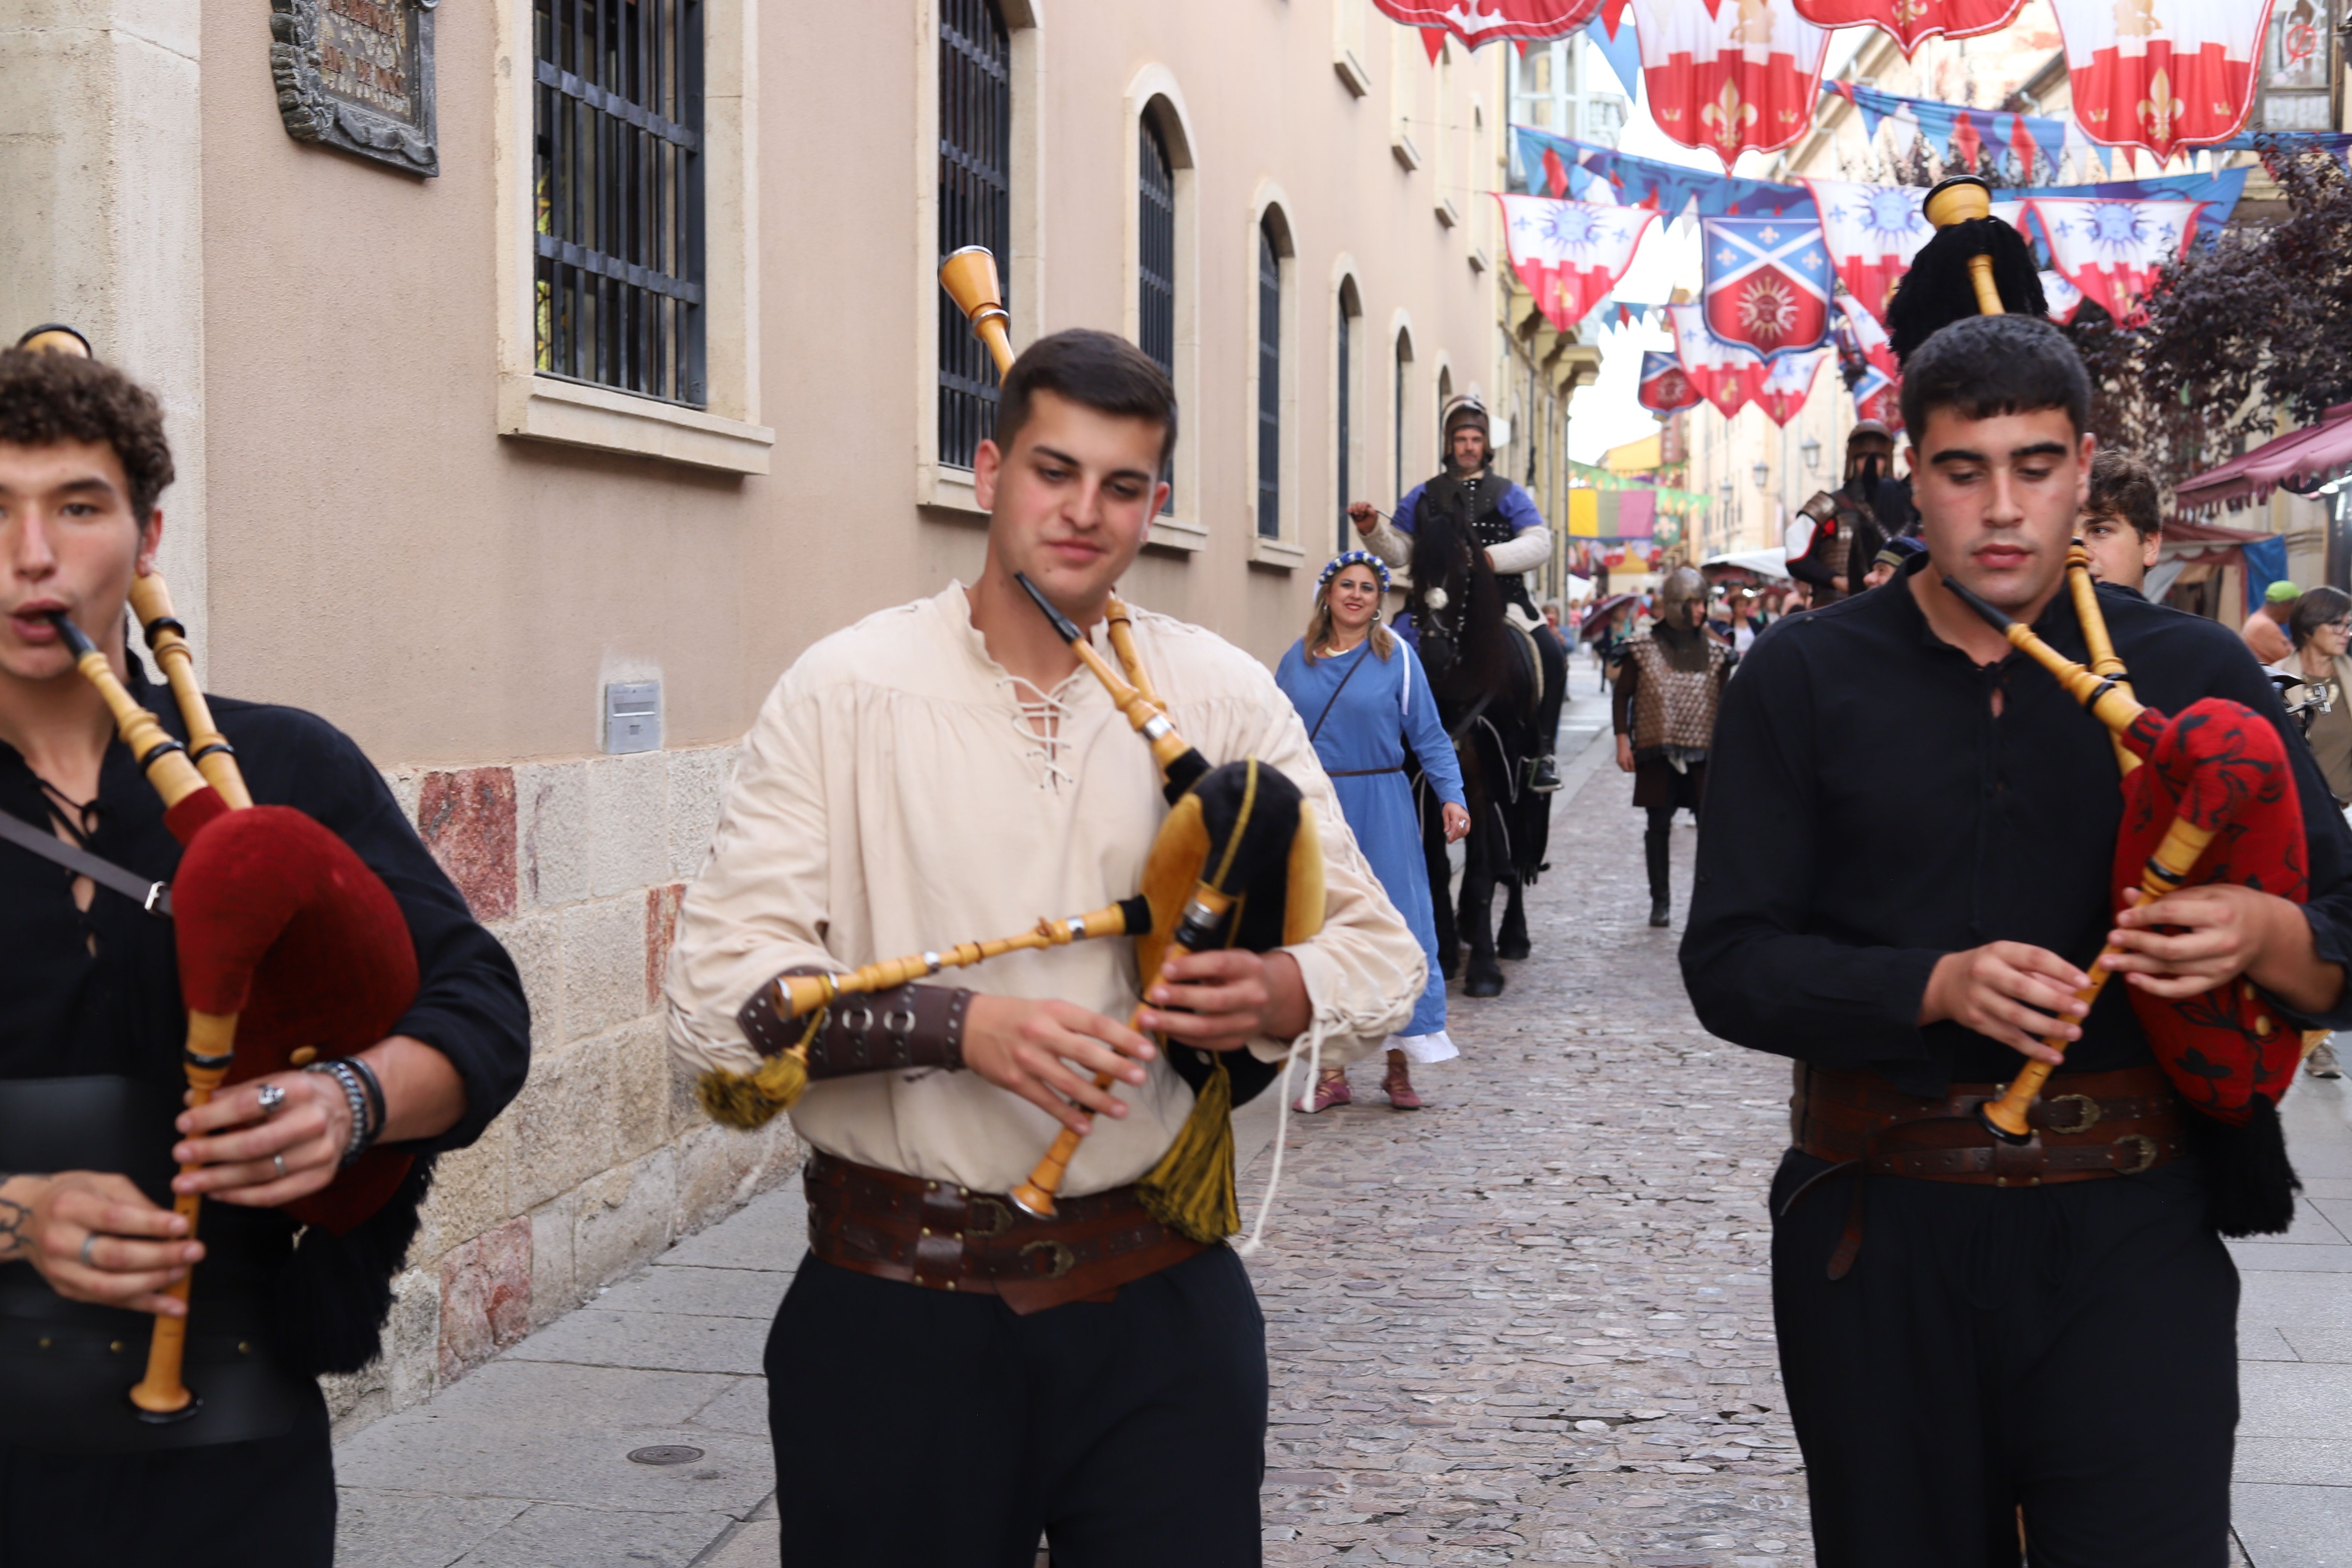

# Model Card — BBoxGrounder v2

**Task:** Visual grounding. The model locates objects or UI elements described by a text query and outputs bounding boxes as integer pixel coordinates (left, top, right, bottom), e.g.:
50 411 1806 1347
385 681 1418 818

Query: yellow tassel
695 1009 823 1130
1135 1057 1239 1245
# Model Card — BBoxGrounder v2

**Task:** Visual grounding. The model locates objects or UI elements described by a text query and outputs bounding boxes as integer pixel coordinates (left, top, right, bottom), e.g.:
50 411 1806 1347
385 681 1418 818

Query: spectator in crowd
2245 579 2299 664
1712 584 1764 655
2269 585 2352 1081
1862 536 1926 591
1540 599 1570 651
2078 449 2164 595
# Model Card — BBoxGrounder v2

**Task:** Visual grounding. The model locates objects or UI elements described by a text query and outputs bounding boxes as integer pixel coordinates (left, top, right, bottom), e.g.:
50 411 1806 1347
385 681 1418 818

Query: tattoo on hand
0 1175 31 1262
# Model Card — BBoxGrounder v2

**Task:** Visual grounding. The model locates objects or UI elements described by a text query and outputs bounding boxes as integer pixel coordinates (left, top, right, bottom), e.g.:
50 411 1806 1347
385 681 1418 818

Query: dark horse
1401 485 1551 998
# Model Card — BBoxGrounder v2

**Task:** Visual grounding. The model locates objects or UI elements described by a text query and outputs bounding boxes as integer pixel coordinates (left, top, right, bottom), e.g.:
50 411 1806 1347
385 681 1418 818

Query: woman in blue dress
1276 552 1469 1111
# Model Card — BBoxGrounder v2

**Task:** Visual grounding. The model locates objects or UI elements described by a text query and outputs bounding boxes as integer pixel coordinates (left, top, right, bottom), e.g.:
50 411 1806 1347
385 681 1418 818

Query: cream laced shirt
665 580 1424 1197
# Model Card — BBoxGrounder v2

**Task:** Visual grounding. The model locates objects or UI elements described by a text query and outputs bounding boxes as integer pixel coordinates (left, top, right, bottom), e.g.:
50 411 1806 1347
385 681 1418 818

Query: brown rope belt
802 1150 1204 1315
1784 1064 2187 1280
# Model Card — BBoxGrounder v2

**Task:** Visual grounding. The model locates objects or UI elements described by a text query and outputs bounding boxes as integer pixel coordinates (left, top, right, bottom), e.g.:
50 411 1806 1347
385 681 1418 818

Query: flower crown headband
1317 550 1391 592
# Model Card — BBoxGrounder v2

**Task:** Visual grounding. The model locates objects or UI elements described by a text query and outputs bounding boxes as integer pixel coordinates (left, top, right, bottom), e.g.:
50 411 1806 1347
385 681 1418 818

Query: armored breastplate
1626 637 1725 754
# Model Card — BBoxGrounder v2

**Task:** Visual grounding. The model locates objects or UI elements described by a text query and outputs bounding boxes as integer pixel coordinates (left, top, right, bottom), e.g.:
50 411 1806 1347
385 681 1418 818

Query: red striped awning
2175 403 2352 516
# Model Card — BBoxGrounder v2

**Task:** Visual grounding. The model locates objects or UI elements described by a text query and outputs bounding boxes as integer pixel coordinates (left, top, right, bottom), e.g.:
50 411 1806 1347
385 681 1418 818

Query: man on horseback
1347 397 1570 792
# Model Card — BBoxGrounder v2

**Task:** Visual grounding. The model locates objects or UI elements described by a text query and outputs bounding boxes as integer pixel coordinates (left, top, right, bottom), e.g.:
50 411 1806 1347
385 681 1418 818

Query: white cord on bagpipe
1235 1012 1332 1257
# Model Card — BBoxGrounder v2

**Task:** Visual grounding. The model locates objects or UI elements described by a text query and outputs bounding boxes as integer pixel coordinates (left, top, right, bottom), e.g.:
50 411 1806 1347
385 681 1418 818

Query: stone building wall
321 738 804 1434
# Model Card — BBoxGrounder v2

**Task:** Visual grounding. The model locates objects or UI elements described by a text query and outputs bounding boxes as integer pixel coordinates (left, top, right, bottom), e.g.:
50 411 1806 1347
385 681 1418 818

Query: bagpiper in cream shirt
665 581 1424 1199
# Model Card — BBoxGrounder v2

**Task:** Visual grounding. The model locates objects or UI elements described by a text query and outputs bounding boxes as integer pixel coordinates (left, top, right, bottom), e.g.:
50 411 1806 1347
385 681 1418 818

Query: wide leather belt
1794 1063 2188 1186
803 1151 1205 1315
1785 1064 2188 1281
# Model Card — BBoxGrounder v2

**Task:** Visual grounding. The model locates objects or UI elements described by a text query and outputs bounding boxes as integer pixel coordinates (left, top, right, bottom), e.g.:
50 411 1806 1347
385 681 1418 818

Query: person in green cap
2245 578 2300 665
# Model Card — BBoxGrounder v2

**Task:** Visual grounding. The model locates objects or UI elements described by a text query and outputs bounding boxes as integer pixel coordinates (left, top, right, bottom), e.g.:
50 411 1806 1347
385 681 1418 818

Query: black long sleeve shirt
0 658 529 1152
1681 556 2352 1096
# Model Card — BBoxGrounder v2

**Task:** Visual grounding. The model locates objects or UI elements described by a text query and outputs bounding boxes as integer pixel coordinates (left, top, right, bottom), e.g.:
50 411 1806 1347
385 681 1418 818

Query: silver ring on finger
80 1233 100 1268
273 1152 288 1179
256 1082 287 1118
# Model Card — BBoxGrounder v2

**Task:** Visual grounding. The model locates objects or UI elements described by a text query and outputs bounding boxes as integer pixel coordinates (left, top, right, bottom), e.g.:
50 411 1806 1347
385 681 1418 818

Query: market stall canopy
1700 547 1791 580
2175 404 2352 517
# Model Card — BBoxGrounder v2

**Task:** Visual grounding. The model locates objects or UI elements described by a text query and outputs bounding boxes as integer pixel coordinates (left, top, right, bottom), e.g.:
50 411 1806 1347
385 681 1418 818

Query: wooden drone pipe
1940 577 2148 739
2064 541 2143 777
49 614 211 811
1922 175 2004 317
129 573 253 810
939 245 1015 378
763 897 1153 1021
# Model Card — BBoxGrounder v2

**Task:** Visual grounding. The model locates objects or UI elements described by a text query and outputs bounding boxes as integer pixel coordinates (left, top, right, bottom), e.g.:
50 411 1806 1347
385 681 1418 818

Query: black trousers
0 1396 335 1568
767 1246 1268 1568
1769 1152 2237 1568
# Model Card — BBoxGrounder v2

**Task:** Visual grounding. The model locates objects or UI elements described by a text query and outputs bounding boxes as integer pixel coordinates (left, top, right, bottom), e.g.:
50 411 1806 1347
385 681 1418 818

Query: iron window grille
1336 298 1354 554
1139 117 1176 512
1257 221 1282 540
1393 341 1408 502
938 0 1011 470
533 0 706 407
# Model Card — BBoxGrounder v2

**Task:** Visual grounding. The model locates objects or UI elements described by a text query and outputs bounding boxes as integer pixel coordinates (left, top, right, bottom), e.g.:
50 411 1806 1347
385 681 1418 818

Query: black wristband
342 1055 388 1141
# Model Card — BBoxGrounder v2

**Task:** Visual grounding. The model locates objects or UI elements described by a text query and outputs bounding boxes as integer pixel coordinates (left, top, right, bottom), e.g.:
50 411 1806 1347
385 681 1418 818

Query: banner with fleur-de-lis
1790 0 2025 58
1629 0 1830 169
2048 0 2277 162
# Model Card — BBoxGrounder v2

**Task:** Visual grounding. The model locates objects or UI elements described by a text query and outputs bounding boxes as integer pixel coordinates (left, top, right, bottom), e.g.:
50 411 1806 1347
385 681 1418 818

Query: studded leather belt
801 1151 1205 1315
1786 1064 2188 1279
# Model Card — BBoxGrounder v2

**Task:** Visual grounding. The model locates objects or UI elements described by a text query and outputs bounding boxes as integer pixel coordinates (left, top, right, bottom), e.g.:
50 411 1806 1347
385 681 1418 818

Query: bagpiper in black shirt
0 654 528 1152
1681 553 2352 1096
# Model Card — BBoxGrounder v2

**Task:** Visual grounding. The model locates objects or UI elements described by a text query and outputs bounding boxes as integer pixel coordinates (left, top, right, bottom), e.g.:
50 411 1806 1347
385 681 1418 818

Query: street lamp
1752 461 1770 490
1801 435 1821 472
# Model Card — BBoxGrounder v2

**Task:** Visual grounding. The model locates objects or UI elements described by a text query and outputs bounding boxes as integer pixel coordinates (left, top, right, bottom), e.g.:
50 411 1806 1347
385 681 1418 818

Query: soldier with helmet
1612 566 1732 928
1348 396 1570 792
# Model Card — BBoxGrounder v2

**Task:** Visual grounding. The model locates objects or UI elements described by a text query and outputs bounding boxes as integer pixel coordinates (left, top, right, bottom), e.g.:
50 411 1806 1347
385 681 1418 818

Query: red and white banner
1631 0 1832 168
1701 214 1835 360
1638 349 1704 413
1495 195 1659 335
2049 0 2277 162
2029 196 2203 323
1752 348 1828 427
1804 180 1930 328
1853 364 1904 432
2040 268 2086 325
1791 0 2025 57
1668 302 1762 420
1372 0 1603 49
1834 294 1899 381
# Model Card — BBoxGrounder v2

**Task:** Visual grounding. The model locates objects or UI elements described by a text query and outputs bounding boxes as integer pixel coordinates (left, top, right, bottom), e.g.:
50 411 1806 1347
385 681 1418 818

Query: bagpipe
1889 179 2307 1231
55 575 419 1418
694 247 1326 1246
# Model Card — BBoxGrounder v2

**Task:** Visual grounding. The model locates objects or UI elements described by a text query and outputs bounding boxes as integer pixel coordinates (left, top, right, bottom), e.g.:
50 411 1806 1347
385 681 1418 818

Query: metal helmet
1660 566 1707 618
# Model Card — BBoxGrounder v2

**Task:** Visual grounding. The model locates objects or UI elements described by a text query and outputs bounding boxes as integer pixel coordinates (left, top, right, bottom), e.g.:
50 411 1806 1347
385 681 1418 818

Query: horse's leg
1496 872 1531 961
1460 789 1506 998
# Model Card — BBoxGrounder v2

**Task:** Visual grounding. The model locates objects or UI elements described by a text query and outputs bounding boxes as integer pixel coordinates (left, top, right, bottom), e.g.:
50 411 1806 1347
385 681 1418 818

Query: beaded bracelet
304 1060 378 1167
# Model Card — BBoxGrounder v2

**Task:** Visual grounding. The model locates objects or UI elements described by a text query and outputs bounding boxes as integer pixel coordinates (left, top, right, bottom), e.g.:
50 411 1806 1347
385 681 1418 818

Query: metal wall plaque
269 0 438 177
605 683 662 755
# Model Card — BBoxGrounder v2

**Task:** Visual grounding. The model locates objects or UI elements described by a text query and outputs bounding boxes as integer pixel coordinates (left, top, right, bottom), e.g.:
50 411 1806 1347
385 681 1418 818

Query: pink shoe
1383 1066 1423 1109
1298 1075 1351 1112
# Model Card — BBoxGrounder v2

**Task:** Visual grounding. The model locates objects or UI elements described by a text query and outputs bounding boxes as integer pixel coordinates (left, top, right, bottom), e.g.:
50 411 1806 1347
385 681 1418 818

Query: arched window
1336 280 1361 553
1139 116 1176 510
936 0 1011 470
1393 329 1414 501
1256 216 1282 539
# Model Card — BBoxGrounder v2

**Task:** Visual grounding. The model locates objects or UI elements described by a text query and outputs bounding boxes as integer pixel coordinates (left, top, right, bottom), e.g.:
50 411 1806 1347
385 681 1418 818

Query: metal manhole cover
627 1445 704 1466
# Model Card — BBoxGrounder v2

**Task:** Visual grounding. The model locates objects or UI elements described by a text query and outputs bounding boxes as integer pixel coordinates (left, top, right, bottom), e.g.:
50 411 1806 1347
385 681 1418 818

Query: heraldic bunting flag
1792 0 2024 57
1833 294 1898 381
1638 350 1703 414
1630 0 1831 167
1702 212 1834 360
1667 303 1760 420
1804 179 1930 328
2030 196 2204 323
1753 348 1829 428
1369 0 1604 48
1496 194 1659 335
2049 0 2278 162
2041 268 2086 325
1853 363 1903 431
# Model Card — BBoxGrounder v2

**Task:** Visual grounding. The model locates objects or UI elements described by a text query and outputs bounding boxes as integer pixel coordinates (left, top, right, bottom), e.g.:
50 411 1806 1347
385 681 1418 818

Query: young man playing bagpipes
664 328 1421 1567
1681 220 2352 1563
0 345 530 1565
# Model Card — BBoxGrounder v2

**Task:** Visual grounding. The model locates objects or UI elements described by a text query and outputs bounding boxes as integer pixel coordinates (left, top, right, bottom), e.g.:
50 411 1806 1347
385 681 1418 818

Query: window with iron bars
1257 219 1282 539
938 0 1011 470
1139 117 1176 512
533 0 706 406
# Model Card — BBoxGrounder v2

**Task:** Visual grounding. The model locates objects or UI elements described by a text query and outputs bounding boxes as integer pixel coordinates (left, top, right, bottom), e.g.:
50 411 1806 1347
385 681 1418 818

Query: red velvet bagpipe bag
2114 698 2310 1231
165 789 421 1235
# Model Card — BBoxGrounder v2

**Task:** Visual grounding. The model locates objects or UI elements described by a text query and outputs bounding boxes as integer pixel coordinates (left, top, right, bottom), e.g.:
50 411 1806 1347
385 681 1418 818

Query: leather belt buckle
2111 1133 2159 1176
2039 1093 2102 1135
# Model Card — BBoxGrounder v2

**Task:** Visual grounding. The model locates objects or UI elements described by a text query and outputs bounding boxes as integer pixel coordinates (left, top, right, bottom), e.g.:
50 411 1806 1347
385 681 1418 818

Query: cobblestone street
1242 736 1812 1568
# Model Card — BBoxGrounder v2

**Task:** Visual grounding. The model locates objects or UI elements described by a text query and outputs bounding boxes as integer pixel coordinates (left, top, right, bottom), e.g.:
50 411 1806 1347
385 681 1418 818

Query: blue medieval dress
1275 636 1467 1059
